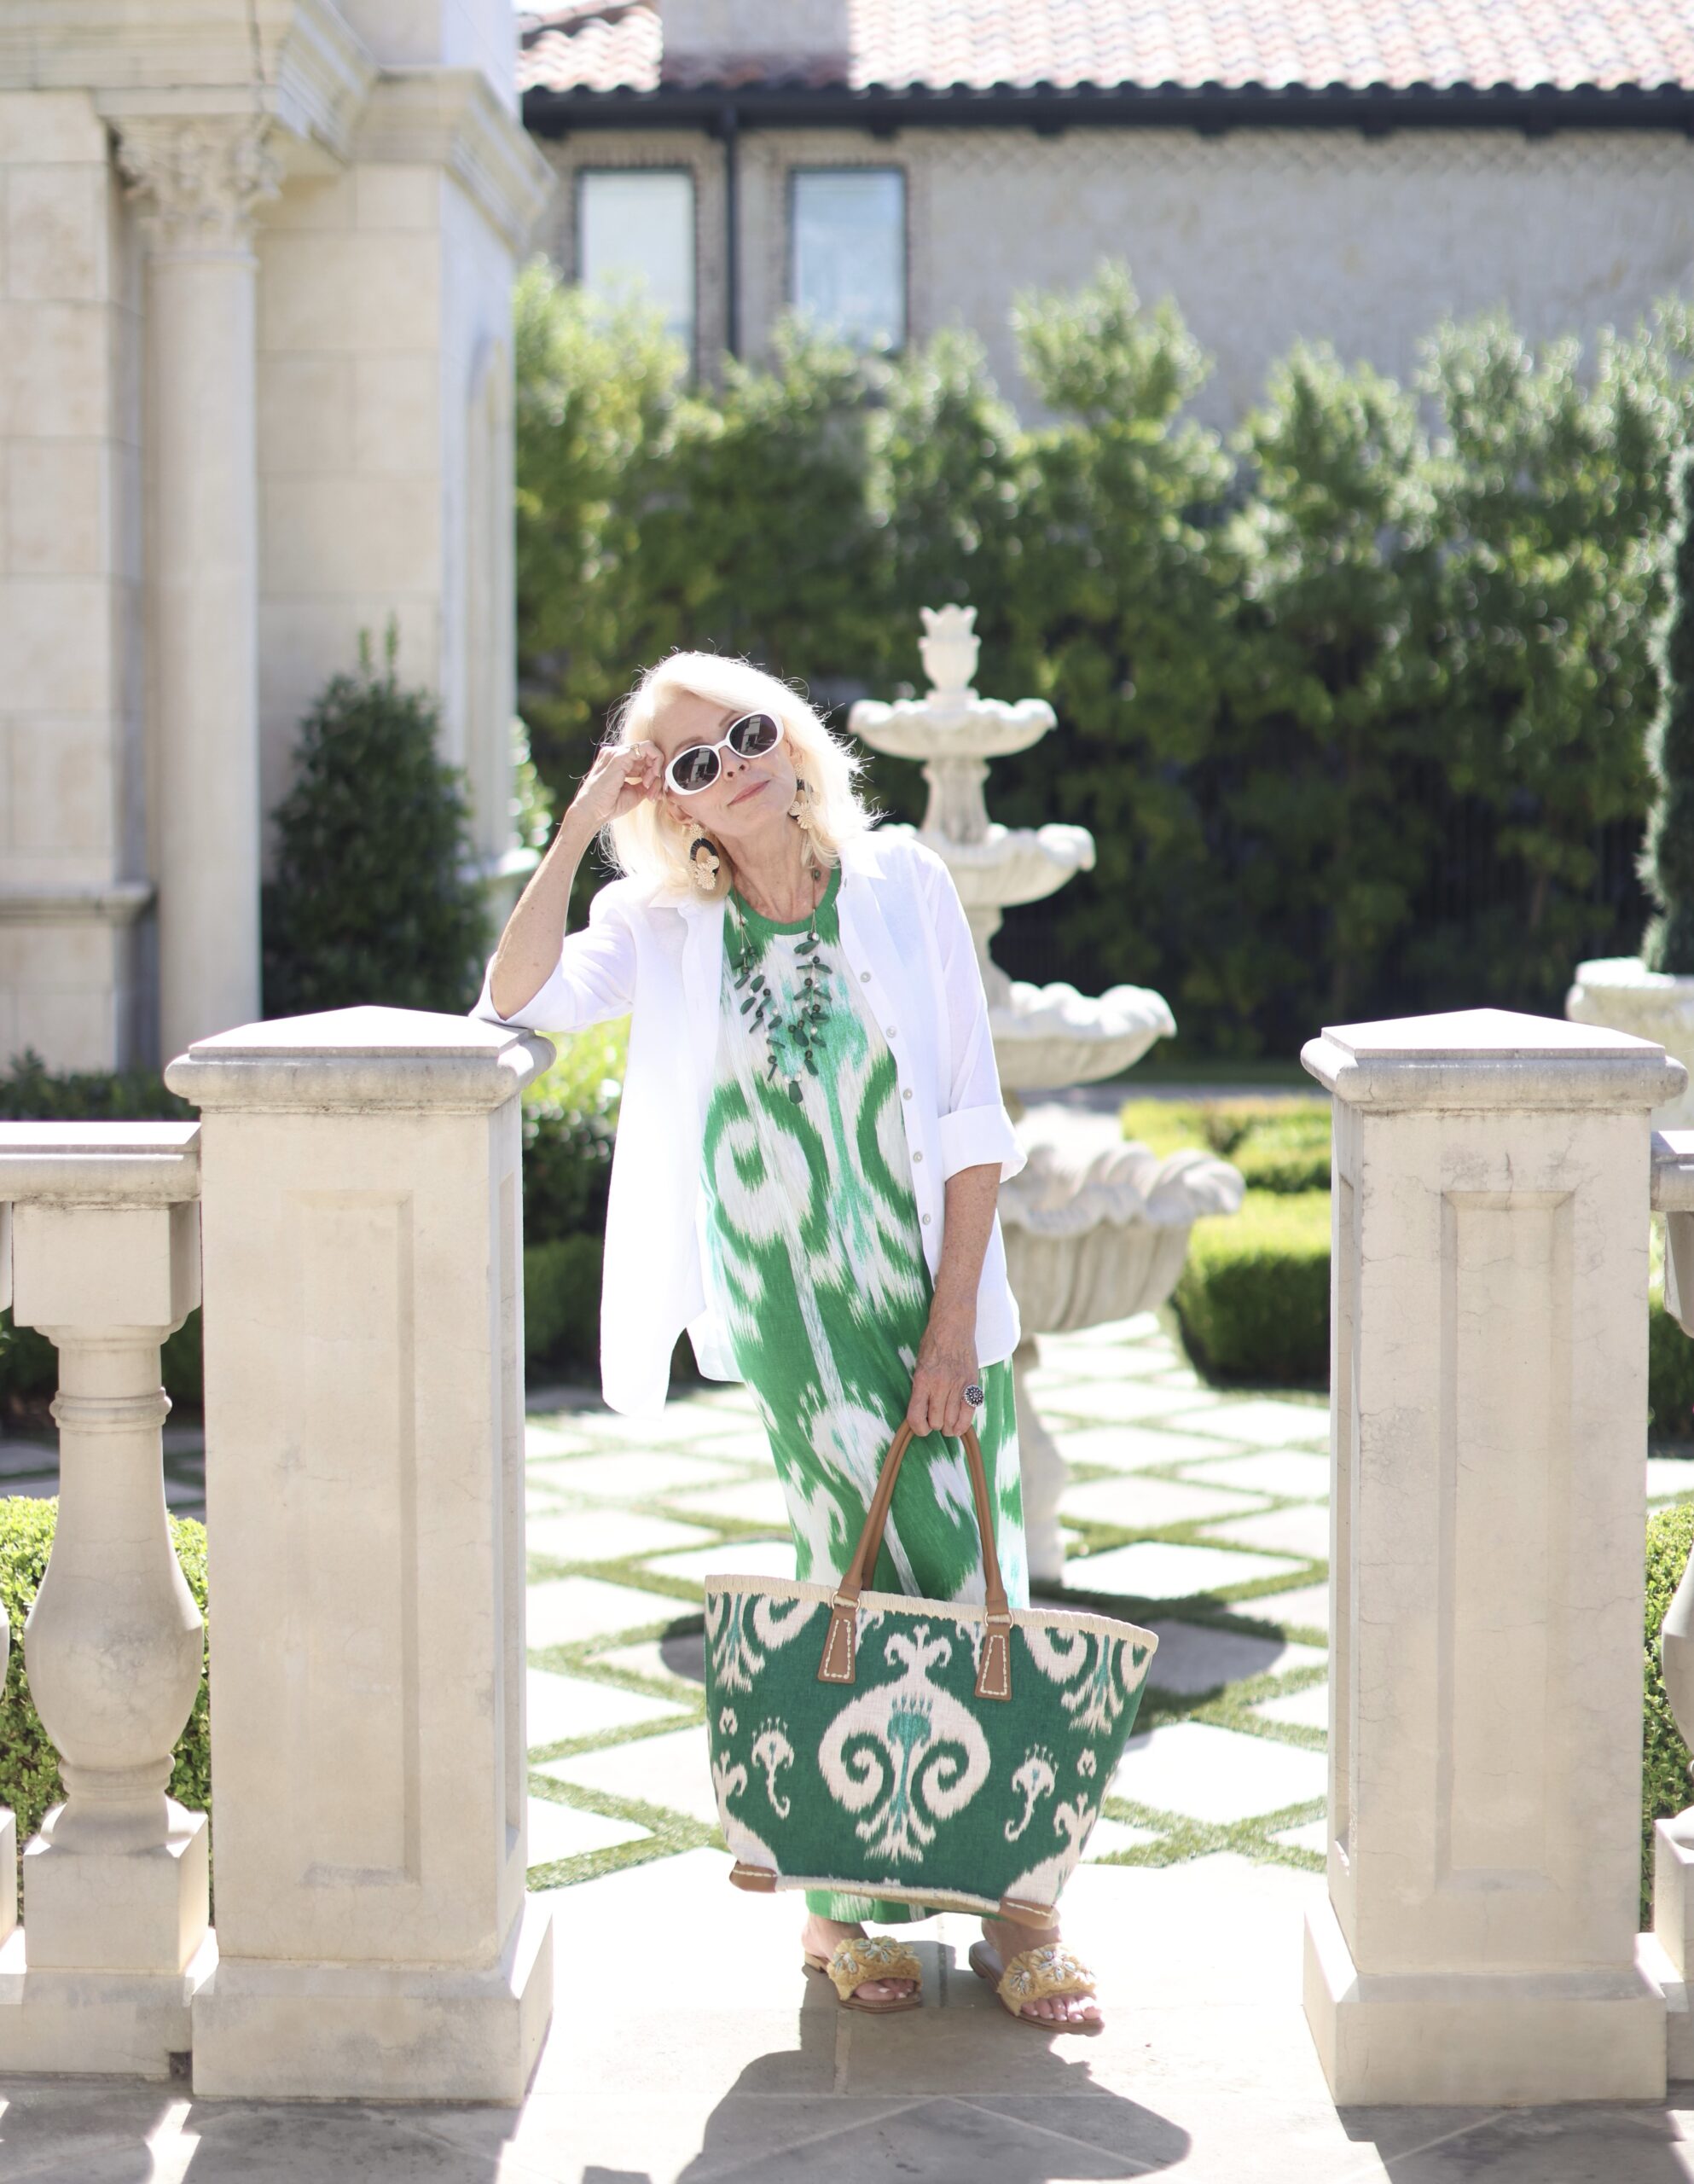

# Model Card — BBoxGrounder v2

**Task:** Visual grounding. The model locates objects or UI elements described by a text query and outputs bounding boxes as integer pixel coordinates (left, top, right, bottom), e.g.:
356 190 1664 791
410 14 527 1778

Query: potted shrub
1567 448 1694 1124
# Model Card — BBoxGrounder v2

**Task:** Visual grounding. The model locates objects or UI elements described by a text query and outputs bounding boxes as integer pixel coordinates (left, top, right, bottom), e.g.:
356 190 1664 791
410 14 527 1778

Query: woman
478 653 1100 2028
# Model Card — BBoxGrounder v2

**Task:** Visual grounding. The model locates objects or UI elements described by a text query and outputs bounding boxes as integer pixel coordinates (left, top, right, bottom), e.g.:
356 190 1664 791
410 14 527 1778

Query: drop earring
688 834 721 892
788 777 823 874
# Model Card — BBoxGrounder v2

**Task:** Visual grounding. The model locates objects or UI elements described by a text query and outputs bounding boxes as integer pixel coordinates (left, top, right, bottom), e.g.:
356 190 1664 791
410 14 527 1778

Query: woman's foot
802 1914 920 2006
974 1918 1103 2027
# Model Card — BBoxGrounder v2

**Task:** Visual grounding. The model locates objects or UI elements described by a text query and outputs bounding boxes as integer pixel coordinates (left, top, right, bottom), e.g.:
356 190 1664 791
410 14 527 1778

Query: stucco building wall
536 124 1694 420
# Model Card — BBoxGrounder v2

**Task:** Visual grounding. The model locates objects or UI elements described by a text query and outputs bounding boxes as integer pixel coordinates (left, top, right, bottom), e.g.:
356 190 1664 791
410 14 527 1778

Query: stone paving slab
1166 1398 1328 1448
1252 1683 1331 1732
664 1477 795 1528
526 1449 746 1500
1047 1421 1252 1472
527 1508 716 1563
526 1665 692 1747
1112 1721 1328 1826
1185 1449 1331 1500
1058 1473 1268 1529
541 1725 721 1831
1204 1503 1334 1561
1061 1540 1309 1600
526 1575 680 1648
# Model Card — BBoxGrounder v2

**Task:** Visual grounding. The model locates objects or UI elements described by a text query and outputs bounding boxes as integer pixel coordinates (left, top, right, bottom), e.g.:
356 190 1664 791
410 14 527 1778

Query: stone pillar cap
1303 1006 1689 1113
165 1006 554 1113
0 1123 200 1205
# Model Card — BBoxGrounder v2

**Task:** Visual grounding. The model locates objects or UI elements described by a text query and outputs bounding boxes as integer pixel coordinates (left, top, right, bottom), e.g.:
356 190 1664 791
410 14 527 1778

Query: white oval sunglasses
664 711 782 796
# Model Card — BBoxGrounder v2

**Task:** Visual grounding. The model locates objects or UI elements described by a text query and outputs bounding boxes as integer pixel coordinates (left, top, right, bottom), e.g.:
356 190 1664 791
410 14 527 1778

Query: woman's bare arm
488 741 661 1020
907 1160 1001 1438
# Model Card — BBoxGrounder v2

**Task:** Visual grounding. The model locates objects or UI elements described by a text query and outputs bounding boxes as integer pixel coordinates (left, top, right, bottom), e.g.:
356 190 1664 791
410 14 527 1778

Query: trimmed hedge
0 1497 210 1869
1652 1283 1694 1442
1122 1095 1331 1195
1644 1501 1694 1926
524 1235 602 1376
1170 1189 1331 1386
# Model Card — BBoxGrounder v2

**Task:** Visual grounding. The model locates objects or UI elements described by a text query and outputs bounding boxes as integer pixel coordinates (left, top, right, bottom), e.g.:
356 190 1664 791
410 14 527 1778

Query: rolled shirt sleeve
914 845 1025 1183
471 880 637 1033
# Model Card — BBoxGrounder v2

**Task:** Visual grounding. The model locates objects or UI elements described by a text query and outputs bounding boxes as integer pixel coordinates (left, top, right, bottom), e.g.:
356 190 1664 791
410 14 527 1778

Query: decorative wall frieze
359 67 556 254
114 114 283 250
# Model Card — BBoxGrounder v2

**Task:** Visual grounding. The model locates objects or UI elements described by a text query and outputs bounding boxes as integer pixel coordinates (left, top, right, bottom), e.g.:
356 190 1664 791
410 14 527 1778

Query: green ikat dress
699 864 1028 1926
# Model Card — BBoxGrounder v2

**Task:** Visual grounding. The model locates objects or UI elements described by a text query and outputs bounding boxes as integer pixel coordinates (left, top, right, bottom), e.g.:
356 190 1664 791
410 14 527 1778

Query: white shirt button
902 1088 912 1101
922 1213 931 1226
913 1151 923 1163
885 1026 896 1038
860 971 871 982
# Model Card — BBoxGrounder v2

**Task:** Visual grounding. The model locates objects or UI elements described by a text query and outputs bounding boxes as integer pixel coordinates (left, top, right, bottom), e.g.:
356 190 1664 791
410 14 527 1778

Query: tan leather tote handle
816 1420 1012 1702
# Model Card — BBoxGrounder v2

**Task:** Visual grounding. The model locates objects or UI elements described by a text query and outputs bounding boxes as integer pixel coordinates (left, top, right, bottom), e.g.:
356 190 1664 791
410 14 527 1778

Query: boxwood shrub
1644 1500 1694 1926
1121 1095 1331 1194
0 1497 210 1869
1652 1283 1694 1442
1170 1188 1331 1386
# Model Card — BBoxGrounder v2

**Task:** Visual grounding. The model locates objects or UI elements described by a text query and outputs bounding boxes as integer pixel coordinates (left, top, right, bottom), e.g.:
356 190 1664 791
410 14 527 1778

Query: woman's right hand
568 741 663 831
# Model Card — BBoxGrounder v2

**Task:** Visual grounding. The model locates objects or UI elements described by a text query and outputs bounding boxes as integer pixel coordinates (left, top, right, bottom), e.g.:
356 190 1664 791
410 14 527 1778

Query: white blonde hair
600 652 876 899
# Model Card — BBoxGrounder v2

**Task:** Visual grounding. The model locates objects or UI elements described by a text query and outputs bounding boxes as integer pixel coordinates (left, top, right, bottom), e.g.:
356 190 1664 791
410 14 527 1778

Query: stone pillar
116 118 279 1059
0 1124 209 2076
1301 1008 1685 2106
165 1006 555 2102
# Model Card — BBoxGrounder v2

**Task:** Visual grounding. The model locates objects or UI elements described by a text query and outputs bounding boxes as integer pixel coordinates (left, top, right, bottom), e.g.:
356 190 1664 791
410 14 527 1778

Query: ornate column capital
114 115 282 252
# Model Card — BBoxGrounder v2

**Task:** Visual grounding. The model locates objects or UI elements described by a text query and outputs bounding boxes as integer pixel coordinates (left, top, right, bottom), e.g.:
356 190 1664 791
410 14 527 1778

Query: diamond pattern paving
512 1311 1353 1891
9 1310 1691 1908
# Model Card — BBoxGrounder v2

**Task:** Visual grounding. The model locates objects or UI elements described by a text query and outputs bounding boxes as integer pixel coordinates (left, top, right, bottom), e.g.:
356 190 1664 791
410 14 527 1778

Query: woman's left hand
908 1304 980 1439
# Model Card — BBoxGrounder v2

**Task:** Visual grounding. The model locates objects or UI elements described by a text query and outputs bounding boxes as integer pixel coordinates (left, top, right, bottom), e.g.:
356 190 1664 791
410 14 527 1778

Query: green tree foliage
1645 444 1694 972
263 629 488 1017
513 258 1690 1052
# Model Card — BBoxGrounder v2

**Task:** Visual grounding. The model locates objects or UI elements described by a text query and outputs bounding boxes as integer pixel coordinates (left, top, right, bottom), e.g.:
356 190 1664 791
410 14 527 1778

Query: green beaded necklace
725 865 834 1105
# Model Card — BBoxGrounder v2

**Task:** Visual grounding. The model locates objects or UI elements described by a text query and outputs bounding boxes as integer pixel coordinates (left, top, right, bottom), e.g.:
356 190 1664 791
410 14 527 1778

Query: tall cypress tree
1645 449 1694 973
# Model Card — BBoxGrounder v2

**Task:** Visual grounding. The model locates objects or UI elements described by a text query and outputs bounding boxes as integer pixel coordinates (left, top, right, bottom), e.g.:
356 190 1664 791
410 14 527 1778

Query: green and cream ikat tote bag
703 1421 1157 1926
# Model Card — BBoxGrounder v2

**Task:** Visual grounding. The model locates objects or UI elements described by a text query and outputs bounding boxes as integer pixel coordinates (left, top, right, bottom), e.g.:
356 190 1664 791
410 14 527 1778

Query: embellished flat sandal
968 1940 1100 2029
803 1936 923 2015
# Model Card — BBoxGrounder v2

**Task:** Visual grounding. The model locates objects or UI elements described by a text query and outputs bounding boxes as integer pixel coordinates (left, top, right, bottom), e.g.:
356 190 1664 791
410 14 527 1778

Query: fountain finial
919 604 980 700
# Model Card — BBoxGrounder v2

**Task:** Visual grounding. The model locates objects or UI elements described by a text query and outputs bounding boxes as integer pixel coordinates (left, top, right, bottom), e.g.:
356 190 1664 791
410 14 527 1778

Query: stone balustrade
0 1008 555 2100
5 1006 1694 2106
0 1121 208 2076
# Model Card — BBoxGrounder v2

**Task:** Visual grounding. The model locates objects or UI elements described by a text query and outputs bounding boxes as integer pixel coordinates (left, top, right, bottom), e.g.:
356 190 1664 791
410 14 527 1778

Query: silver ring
963 1381 985 1409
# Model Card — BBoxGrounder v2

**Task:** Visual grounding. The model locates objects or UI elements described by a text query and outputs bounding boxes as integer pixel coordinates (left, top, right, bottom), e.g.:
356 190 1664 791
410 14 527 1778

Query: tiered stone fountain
851 607 1243 1582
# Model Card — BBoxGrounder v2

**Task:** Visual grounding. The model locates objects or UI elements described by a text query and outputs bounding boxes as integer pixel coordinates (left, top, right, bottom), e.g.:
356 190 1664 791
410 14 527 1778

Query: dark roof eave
521 77 1694 136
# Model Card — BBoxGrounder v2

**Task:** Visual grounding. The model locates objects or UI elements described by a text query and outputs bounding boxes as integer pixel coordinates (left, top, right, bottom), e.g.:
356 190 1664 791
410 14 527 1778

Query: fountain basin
851 694 1055 760
1001 1141 1244 1332
993 979 1176 1093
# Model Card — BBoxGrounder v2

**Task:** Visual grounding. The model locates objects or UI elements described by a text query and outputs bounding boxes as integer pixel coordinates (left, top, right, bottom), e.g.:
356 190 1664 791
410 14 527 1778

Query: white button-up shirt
473 828 1024 1415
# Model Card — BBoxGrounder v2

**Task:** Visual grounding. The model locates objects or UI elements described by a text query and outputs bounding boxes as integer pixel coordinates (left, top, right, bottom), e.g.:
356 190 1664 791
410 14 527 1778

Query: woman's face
648 690 799 850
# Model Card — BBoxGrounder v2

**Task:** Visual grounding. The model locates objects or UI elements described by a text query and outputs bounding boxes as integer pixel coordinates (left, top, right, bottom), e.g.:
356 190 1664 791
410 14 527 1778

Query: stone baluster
1301 1009 1684 2106
114 115 280 1056
166 1007 555 2101
1648 1129 1694 2077
0 1123 208 2076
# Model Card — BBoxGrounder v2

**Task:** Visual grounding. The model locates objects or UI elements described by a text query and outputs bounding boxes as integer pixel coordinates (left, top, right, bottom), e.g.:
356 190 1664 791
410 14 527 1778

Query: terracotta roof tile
519 1 1694 99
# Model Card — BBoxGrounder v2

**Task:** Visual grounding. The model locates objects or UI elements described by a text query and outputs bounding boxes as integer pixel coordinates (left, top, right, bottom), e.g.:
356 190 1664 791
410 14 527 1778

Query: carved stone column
116 119 280 1059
